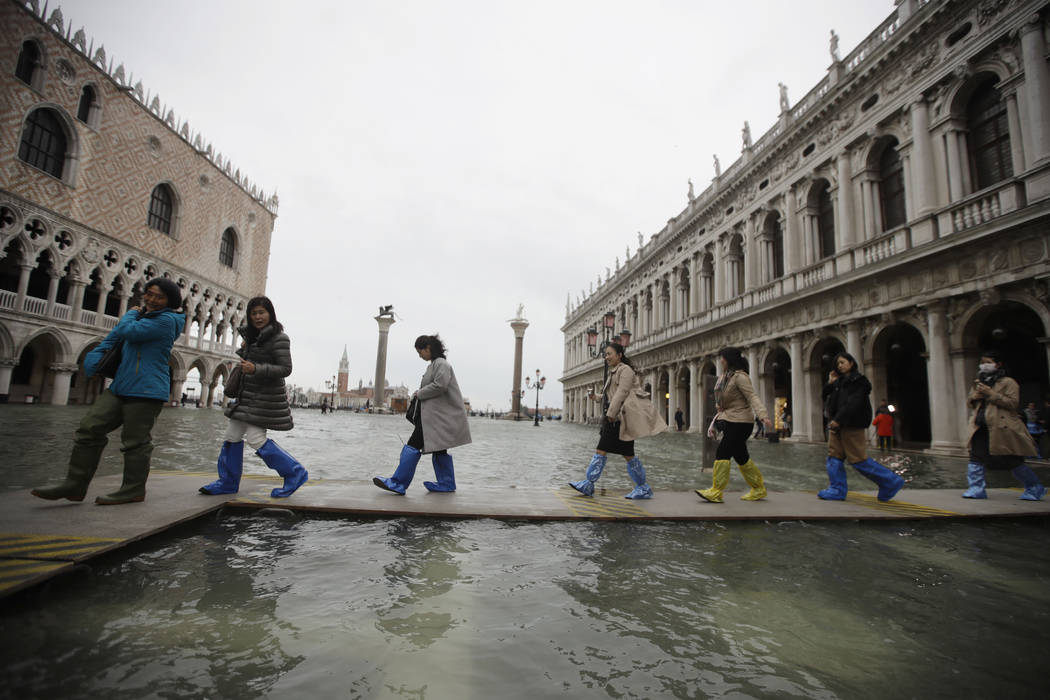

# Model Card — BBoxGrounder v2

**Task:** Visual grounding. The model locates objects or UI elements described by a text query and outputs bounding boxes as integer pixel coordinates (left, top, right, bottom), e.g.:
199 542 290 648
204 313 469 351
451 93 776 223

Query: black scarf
977 367 1005 387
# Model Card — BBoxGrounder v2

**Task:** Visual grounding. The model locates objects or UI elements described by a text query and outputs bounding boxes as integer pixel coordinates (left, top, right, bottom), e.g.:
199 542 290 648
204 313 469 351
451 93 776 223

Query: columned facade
561 0 1050 453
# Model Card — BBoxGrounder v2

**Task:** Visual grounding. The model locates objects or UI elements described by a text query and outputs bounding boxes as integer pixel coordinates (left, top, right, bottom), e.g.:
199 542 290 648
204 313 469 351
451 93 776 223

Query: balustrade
22 297 47 315
941 181 1024 235
0 289 16 310
79 310 96 326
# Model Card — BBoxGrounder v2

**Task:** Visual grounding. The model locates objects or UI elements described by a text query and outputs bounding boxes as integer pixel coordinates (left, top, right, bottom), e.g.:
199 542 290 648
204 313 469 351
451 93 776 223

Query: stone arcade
561 0 1050 453
0 0 278 406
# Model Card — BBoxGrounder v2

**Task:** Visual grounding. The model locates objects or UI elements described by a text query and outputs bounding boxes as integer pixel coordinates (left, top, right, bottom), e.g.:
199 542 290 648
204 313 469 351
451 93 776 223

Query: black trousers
715 421 754 464
407 414 446 456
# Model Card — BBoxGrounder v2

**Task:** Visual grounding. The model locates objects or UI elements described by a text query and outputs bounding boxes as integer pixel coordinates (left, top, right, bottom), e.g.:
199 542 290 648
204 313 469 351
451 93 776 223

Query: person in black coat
818 352 904 502
200 296 308 498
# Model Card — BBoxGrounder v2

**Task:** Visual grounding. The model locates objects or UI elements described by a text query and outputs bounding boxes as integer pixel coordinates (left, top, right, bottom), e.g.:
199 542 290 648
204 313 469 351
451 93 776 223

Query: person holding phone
32 278 185 505
817 352 904 502
963 350 1044 500
199 296 308 498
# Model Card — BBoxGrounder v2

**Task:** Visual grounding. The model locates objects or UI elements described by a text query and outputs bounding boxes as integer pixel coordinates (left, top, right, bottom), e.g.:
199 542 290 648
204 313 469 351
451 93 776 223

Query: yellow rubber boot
697 460 731 503
738 459 767 501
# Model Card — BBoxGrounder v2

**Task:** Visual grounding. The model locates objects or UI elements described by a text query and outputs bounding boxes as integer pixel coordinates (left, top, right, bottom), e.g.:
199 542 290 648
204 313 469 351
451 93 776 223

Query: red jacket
872 412 894 437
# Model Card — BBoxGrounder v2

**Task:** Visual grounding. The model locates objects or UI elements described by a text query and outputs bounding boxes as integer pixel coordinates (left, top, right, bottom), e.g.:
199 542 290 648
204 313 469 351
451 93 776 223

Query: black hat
145 277 182 310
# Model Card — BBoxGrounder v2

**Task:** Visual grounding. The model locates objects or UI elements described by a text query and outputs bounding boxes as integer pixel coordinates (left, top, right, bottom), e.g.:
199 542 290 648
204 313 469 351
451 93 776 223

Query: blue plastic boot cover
852 458 905 502
424 453 457 492
1012 465 1047 501
818 457 848 500
201 441 244 495
570 453 607 496
376 445 422 494
256 439 309 498
624 457 653 499
962 461 987 499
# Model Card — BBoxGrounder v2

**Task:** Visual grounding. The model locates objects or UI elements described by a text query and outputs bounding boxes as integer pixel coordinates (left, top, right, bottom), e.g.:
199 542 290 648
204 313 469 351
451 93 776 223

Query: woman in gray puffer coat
200 296 308 498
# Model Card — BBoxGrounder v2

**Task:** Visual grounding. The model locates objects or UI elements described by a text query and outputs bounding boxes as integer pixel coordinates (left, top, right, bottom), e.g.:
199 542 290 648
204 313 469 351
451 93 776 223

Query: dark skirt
596 420 635 456
969 426 1024 470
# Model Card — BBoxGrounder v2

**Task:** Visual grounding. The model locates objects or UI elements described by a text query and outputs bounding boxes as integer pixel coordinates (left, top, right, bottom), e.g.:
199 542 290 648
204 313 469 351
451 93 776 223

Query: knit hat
144 277 182 311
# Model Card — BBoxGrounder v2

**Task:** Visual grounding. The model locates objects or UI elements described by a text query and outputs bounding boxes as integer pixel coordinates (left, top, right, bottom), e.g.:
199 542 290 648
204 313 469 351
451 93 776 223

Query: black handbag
406 397 419 424
94 342 122 379
224 365 243 398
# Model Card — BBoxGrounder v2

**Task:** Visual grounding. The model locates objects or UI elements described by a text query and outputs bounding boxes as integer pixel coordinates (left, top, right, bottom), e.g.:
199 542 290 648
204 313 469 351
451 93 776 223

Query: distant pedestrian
697 347 773 503
818 352 904 502
569 342 665 499
674 407 685 431
1025 401 1044 458
200 296 308 498
872 407 894 451
962 351 1044 500
32 278 185 505
374 334 471 494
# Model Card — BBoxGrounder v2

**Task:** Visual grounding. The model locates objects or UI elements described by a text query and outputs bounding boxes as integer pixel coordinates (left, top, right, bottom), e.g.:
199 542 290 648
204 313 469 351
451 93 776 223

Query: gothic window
15 40 40 87
147 184 174 234
817 182 835 258
76 85 100 127
219 228 236 267
18 108 66 179
879 141 906 231
967 80 1013 190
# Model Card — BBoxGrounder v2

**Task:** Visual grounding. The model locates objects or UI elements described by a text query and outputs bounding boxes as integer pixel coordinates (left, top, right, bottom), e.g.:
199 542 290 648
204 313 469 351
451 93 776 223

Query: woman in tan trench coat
963 350 1045 500
569 342 666 499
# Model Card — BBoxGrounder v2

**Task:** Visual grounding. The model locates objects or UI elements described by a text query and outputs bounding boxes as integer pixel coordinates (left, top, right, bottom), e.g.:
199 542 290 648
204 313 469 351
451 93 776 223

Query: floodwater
1 406 1049 699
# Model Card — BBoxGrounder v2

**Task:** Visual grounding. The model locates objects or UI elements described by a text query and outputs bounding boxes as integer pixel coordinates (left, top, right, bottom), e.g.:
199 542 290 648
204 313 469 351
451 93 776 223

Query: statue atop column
829 29 840 63
778 82 790 112
713 154 721 178
687 178 695 202
741 121 752 150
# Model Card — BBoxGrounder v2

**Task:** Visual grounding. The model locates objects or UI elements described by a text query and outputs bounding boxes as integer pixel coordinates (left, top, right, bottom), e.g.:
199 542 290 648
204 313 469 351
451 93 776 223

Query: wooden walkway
2 470 1049 598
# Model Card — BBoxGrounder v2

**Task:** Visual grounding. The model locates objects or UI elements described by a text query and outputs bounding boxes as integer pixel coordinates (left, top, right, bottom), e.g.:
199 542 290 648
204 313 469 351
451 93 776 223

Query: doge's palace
562 0 1050 453
0 0 278 406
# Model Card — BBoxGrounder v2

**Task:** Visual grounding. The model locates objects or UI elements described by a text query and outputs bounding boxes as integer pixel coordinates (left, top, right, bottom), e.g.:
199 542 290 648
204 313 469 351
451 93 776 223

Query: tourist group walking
29 302 1045 506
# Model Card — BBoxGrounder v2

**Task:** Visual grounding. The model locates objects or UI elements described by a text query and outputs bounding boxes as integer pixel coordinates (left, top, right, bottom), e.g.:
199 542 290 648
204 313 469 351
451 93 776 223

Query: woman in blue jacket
31 278 185 505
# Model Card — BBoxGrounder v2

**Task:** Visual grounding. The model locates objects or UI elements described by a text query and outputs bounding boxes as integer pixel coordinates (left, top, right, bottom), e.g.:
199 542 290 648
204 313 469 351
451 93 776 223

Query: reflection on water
2 407 1049 698
2 515 1049 698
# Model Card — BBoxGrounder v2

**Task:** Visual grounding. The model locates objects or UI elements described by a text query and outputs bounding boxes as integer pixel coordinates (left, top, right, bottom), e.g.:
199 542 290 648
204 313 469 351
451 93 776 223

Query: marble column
714 239 725 304
374 314 397 410
784 189 801 273
48 363 78 406
14 263 33 313
688 256 698 315
0 359 15 402
45 272 61 317
846 322 863 369
94 282 108 327
510 316 529 416
789 335 810 441
688 359 701 431
909 98 937 216
1005 91 1026 174
170 375 186 405
68 280 86 323
1020 15 1050 166
836 154 856 248
945 127 966 201
669 272 679 324
925 303 958 449
667 364 679 427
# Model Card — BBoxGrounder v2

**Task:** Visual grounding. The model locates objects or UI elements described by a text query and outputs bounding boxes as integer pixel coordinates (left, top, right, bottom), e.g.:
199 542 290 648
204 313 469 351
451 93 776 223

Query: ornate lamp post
324 374 335 411
525 369 546 426
585 310 634 388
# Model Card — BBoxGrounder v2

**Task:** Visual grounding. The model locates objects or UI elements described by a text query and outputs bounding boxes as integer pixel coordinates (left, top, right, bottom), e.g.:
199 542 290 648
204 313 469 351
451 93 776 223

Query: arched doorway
964 301 1049 408
873 323 931 445
810 336 845 441
10 333 61 403
763 346 792 434
675 366 691 429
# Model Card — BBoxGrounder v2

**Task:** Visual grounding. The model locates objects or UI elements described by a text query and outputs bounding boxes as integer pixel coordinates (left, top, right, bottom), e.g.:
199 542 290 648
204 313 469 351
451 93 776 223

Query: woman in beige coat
963 350 1044 500
569 342 666 499
697 347 773 503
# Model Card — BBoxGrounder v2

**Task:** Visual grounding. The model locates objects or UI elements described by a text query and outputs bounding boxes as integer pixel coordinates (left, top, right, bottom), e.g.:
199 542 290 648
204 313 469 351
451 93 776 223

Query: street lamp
525 369 546 427
586 311 634 389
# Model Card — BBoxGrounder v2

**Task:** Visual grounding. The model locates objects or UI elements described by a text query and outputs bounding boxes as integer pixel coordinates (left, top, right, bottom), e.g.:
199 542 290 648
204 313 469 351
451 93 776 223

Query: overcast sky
58 0 892 410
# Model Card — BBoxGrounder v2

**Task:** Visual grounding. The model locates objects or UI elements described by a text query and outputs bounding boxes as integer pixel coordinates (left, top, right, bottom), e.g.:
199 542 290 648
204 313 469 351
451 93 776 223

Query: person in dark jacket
818 352 904 502
199 296 307 498
32 278 185 505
